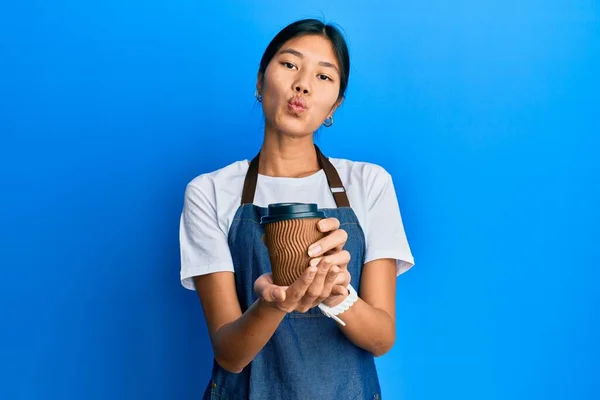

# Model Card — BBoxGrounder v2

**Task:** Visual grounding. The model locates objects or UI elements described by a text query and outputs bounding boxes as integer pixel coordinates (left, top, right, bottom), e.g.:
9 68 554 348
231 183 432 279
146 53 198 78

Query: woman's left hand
305 217 352 308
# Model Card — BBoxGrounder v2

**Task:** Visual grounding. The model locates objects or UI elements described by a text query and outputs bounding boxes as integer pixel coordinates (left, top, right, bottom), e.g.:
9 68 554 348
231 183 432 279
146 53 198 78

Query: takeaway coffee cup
260 203 326 286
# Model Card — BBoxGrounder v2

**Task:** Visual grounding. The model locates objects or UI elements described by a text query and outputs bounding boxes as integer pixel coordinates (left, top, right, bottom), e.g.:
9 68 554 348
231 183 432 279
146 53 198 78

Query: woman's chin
269 118 317 138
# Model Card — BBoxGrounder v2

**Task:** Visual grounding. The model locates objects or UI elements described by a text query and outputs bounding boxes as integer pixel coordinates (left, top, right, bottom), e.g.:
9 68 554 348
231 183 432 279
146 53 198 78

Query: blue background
1 1 599 399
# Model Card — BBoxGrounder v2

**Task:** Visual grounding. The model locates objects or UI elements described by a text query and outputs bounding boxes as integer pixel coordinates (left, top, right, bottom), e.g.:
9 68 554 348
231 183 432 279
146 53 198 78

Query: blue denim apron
203 146 381 400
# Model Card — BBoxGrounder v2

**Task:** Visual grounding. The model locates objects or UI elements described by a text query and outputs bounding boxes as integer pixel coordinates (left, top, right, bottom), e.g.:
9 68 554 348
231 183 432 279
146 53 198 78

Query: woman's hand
255 217 352 312
254 268 319 313
254 217 351 312
306 217 352 308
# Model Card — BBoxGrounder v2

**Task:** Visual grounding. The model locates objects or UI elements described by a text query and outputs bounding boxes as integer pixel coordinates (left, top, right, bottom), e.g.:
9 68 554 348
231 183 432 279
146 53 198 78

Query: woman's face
258 34 342 137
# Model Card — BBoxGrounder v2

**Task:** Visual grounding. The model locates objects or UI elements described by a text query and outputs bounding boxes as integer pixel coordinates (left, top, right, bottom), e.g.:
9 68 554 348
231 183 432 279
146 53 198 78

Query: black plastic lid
260 203 325 224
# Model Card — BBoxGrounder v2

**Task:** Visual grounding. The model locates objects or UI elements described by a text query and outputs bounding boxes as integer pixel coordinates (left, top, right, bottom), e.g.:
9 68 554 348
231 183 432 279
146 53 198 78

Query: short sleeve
179 182 234 290
364 169 415 275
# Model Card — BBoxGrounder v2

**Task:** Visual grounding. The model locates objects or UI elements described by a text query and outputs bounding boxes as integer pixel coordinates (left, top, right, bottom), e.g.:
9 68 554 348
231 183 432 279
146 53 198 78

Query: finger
258 283 287 303
331 285 349 296
304 252 349 300
304 256 331 296
330 235 351 254
308 229 348 258
310 281 345 308
253 273 274 295
284 266 317 307
318 264 340 302
273 286 287 302
299 258 331 307
317 218 340 233
311 251 350 272
325 239 349 255
301 259 340 307
332 268 351 287
308 251 349 303
310 267 350 308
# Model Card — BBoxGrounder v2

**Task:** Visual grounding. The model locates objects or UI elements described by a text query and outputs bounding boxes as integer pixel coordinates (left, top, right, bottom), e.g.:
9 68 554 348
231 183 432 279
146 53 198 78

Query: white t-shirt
179 157 415 290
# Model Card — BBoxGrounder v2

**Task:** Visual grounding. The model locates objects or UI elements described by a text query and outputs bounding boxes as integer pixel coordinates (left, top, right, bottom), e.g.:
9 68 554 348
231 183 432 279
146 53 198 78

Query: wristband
317 284 358 326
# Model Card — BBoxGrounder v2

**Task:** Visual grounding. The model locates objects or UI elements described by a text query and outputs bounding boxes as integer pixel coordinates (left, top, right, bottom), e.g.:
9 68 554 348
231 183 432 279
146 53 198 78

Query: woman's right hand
254 265 347 313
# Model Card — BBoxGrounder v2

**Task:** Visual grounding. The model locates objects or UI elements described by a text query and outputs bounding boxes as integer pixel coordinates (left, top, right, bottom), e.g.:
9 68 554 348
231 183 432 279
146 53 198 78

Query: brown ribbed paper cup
261 203 326 286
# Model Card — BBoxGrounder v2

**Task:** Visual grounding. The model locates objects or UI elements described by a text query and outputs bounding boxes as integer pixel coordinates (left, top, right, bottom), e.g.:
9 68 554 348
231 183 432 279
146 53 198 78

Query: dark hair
258 19 350 100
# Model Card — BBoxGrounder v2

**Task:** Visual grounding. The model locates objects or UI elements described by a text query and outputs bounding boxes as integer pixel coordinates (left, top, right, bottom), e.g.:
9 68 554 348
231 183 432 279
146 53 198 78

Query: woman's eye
318 74 332 81
282 62 296 69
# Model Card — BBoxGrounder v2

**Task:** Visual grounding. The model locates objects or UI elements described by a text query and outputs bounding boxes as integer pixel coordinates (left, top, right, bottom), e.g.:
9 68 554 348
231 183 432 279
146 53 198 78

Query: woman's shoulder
184 160 249 212
187 159 249 191
329 157 391 185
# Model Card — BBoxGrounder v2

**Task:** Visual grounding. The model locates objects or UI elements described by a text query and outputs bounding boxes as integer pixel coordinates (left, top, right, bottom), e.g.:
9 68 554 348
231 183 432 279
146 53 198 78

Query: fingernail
309 258 320 267
318 220 327 230
308 245 321 257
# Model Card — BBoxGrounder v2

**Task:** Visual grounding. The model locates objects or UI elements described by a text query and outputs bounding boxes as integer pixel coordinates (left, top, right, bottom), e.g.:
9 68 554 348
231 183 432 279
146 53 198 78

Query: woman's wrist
256 297 287 317
318 284 359 326
322 285 350 307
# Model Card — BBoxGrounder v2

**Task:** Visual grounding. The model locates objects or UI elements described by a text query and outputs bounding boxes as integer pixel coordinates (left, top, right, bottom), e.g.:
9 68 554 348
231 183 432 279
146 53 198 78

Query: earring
323 116 334 127
254 90 262 102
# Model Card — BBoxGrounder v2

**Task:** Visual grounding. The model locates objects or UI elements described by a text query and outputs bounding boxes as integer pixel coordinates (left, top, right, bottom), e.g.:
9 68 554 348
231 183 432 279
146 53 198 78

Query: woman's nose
295 85 309 94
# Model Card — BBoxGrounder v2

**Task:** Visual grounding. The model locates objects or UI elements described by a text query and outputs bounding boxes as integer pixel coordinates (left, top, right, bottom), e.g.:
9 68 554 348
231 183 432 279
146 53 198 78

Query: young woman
180 18 414 400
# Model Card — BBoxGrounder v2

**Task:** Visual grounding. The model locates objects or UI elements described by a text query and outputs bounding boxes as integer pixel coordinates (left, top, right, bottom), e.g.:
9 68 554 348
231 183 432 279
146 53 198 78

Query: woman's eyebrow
280 48 304 58
318 61 339 73
279 48 340 73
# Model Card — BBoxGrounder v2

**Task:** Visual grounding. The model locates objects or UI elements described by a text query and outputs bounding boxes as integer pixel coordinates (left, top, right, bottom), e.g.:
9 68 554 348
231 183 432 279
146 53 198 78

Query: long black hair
258 19 350 100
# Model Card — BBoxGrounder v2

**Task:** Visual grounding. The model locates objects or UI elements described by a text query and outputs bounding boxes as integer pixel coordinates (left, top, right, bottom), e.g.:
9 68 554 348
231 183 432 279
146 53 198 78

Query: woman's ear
328 96 344 118
256 72 264 93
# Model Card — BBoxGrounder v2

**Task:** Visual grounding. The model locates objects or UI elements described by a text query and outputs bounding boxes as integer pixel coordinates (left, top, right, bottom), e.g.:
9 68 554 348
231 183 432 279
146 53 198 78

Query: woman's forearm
336 298 396 356
212 298 286 373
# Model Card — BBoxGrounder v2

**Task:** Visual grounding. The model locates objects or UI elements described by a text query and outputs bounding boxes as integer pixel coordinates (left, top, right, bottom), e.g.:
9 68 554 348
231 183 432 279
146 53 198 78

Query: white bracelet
318 284 358 326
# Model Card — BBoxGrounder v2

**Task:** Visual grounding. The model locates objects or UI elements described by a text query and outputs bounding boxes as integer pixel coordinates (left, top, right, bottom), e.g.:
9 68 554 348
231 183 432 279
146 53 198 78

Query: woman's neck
258 128 320 178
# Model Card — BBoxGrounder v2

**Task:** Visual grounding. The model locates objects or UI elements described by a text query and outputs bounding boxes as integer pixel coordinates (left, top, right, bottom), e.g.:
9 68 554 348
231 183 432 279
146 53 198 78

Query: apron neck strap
241 145 350 207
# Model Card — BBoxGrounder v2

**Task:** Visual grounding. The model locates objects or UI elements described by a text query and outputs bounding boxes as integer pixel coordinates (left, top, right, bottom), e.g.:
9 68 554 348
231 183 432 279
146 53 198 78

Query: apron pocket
206 381 244 400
